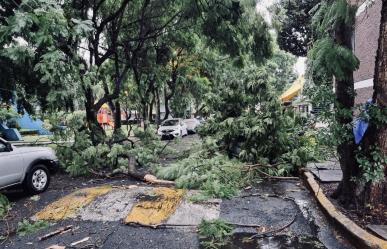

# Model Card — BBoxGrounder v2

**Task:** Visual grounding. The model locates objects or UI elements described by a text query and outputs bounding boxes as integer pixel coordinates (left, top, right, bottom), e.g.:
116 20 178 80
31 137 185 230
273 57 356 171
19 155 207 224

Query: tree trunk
85 98 105 145
114 100 122 132
155 88 161 126
331 15 360 205
163 86 171 121
141 102 148 130
148 95 155 123
363 0 387 207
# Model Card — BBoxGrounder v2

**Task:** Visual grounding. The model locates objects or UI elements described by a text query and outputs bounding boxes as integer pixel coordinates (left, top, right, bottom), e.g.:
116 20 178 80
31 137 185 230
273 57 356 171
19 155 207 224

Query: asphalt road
1 135 354 249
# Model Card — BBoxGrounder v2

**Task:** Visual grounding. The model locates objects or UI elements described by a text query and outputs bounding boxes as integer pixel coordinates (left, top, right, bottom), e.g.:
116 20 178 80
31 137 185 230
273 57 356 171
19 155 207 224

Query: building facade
352 0 382 104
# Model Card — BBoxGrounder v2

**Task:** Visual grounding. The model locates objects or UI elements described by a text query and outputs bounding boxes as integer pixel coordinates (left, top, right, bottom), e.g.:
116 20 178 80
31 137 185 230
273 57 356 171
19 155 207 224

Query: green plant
356 146 387 183
0 194 10 219
17 219 50 236
50 111 166 176
198 219 233 249
155 137 249 199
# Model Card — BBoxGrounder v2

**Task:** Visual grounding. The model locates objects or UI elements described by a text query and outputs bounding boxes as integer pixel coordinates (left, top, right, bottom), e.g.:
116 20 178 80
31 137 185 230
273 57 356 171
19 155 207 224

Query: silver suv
0 138 59 194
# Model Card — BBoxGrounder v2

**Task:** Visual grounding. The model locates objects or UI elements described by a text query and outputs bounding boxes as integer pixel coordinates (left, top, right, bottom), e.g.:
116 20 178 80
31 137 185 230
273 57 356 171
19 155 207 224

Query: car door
180 120 188 135
0 141 24 187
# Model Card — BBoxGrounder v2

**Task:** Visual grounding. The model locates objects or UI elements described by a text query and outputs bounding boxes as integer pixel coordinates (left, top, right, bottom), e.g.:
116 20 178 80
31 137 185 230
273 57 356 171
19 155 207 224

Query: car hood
158 126 179 131
13 146 57 158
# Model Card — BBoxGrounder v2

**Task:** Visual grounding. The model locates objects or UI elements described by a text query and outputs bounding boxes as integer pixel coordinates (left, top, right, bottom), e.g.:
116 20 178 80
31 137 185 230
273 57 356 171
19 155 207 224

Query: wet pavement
1 136 354 249
2 180 353 249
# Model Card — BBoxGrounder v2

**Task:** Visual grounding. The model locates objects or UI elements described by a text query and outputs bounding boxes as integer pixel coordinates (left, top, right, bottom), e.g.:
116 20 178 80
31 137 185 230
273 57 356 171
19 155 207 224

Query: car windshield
162 120 179 126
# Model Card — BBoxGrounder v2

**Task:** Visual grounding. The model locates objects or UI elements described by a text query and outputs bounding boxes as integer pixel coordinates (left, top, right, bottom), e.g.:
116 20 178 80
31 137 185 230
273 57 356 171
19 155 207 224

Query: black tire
24 164 50 194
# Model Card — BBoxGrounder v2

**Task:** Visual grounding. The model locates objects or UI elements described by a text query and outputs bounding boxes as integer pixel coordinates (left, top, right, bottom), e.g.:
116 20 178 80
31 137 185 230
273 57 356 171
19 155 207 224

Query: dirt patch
320 183 387 230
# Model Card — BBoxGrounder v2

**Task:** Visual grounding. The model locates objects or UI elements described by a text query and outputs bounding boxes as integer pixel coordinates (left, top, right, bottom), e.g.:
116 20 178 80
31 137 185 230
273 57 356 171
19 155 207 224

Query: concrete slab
367 225 387 240
311 169 343 183
74 187 151 222
166 196 221 225
307 160 341 170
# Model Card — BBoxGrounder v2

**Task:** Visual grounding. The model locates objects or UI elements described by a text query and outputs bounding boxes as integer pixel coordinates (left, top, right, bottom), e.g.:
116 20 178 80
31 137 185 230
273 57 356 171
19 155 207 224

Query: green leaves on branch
308 37 359 81
311 0 357 37
155 141 245 199
356 146 387 183
198 219 233 249
0 194 10 219
17 219 50 236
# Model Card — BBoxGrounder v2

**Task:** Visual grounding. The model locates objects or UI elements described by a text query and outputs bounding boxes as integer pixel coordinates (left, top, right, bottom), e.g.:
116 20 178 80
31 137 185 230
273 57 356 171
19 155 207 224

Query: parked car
157 119 188 139
0 138 59 194
183 118 201 134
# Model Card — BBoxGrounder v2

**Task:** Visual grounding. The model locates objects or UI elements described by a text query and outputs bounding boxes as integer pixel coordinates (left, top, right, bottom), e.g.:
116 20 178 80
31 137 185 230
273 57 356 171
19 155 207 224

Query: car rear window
162 120 179 126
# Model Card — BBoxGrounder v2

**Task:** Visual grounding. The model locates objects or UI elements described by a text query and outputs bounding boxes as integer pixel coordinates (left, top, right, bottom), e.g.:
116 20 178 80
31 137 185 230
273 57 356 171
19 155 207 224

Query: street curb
302 171 387 249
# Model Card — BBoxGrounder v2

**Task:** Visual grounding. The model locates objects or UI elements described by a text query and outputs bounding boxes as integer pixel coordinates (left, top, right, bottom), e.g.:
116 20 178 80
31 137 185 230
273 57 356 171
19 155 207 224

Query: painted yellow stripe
124 187 186 226
35 186 112 221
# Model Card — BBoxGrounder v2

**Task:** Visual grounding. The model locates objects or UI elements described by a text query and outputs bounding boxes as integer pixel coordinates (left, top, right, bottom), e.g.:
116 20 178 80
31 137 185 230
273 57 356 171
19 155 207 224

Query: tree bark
114 100 122 132
141 102 148 130
85 94 105 145
148 95 155 123
155 88 161 126
163 85 171 121
363 0 387 207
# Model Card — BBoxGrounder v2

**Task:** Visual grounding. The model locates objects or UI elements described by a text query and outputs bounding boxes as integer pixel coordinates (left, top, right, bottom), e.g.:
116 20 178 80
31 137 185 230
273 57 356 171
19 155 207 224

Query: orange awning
280 76 305 102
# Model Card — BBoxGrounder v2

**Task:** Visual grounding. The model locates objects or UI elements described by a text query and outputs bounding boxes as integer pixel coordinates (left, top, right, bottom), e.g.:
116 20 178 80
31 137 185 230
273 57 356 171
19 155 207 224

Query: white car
183 118 201 134
0 138 59 194
157 119 188 139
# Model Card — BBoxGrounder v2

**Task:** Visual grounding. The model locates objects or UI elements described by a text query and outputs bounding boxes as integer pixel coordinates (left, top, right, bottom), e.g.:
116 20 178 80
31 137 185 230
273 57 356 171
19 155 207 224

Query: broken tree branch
38 225 73 241
248 213 299 240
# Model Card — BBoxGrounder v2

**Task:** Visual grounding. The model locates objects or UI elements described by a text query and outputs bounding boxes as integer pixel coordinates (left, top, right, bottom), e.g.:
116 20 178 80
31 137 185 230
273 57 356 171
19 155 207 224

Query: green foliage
0 194 10 219
198 219 233 249
0 106 18 123
17 219 50 236
155 140 245 199
51 112 164 176
308 37 359 81
273 0 321 56
311 0 357 38
356 146 387 183
196 59 317 175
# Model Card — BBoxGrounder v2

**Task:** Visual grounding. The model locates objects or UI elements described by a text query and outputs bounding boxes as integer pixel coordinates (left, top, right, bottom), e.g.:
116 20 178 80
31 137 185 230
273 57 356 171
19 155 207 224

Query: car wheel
24 164 50 194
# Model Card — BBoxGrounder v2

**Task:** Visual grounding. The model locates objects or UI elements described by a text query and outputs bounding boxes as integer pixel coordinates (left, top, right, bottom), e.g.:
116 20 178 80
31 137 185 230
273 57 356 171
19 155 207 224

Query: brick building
352 0 382 104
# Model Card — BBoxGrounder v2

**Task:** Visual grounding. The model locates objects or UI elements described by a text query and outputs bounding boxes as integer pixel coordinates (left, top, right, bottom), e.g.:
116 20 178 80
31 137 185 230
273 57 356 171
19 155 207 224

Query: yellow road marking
124 187 186 226
35 186 112 220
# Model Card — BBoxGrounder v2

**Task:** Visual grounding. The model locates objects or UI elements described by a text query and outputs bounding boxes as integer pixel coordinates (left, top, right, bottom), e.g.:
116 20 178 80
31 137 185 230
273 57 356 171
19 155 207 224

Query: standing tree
357 0 387 208
308 0 359 205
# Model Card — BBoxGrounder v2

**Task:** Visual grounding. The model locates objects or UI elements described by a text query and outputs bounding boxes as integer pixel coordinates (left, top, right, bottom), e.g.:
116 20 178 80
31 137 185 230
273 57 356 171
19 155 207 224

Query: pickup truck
0 137 59 194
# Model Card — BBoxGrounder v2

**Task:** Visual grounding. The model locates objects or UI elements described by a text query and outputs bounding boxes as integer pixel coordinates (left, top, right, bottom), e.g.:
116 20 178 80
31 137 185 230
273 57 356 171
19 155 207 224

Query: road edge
302 171 387 249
